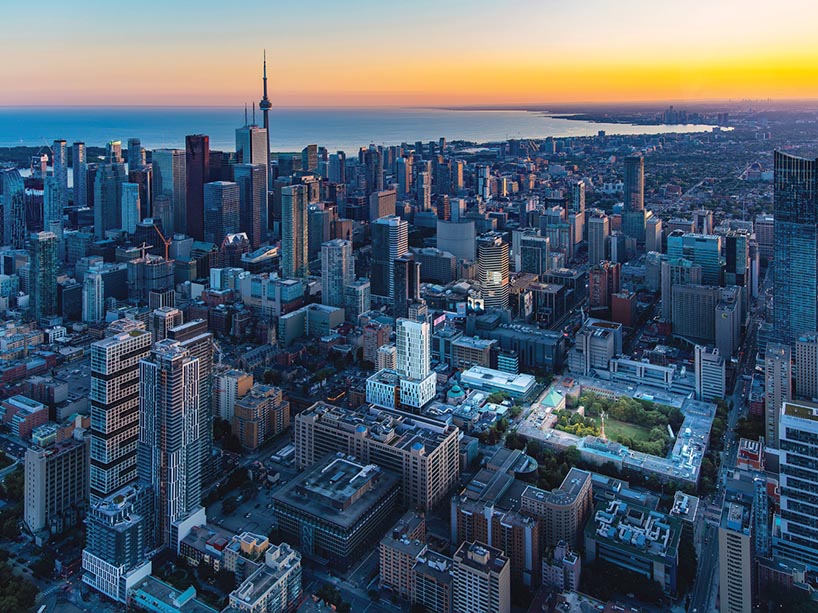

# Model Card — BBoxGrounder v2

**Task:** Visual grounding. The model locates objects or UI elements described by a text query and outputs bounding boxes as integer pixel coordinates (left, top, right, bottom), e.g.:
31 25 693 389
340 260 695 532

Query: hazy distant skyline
5 0 818 107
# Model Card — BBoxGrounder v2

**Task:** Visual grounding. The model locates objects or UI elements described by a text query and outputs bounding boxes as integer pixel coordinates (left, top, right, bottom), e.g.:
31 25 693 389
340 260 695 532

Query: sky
4 0 818 107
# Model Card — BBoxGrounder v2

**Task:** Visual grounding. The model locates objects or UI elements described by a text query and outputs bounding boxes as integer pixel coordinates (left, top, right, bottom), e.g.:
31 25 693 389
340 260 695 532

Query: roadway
688 270 767 613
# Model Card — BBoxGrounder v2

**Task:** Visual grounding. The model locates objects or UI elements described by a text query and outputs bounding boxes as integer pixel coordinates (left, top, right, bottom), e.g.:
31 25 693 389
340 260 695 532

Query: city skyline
4 0 818 107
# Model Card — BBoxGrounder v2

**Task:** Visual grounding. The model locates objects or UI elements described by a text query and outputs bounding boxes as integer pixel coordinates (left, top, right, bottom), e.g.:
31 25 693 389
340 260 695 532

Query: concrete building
232 385 290 451
413 551 454 613
321 239 353 308
128 576 219 613
344 278 371 323
281 184 309 279
82 483 152 603
362 322 391 365
294 402 459 510
568 319 623 376
89 320 152 503
587 211 610 266
24 430 90 538
213 369 253 421
273 455 400 567
0 394 49 440
460 365 536 401
477 233 510 309
719 500 754 613
773 400 818 568
225 543 302 613
541 541 581 593
765 343 792 449
379 512 427 599
521 468 594 549
695 345 726 401
660 257 702 322
584 499 681 594
452 541 510 613
437 220 476 262
451 336 495 369
377 344 397 370
138 340 206 550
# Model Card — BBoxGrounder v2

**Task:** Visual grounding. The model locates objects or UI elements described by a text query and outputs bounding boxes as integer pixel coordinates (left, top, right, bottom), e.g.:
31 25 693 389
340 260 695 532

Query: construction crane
136 242 154 259
152 223 173 259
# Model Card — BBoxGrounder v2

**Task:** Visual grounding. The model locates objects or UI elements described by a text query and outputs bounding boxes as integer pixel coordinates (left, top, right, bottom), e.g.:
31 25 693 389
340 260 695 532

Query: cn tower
259 50 272 191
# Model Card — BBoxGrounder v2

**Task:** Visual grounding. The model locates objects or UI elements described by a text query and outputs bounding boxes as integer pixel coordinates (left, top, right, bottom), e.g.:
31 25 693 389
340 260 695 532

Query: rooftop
783 400 818 422
272 454 400 529
130 576 218 613
586 499 681 565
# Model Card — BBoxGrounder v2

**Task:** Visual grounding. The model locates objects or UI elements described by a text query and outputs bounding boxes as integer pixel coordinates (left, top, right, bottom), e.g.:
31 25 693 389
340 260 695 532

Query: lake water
0 106 718 154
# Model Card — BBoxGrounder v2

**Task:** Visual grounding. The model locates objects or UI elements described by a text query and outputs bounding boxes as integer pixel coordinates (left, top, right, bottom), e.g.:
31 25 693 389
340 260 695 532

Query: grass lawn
592 417 653 443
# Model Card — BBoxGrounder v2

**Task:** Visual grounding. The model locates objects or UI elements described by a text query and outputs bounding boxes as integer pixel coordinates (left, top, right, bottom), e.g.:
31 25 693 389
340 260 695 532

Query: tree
2 468 24 502
31 554 55 579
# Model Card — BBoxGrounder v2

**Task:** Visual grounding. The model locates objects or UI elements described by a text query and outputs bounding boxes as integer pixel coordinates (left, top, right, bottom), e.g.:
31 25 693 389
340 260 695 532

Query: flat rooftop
130 576 218 613
272 454 400 530
783 400 818 422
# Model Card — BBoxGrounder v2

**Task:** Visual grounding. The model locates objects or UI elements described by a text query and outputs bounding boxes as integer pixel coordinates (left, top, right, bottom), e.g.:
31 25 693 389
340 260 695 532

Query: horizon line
3 96 818 110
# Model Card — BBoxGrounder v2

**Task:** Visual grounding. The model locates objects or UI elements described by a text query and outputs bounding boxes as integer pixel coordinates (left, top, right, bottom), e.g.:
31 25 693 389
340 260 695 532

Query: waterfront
0 106 718 153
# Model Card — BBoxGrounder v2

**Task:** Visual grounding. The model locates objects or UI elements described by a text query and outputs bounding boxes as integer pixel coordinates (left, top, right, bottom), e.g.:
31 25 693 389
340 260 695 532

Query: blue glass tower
773 150 818 343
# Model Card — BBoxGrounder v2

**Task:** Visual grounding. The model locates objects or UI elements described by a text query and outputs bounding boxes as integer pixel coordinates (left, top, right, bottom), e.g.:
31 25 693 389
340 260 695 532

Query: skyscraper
773 151 818 343
82 269 105 323
185 134 210 241
138 340 205 549
152 148 186 236
167 319 213 488
666 231 723 285
587 211 610 266
394 253 421 319
765 343 792 449
234 164 266 249
72 142 87 208
623 154 644 212
623 155 646 245
29 231 58 321
371 215 409 303
43 175 62 229
52 139 69 210
235 123 269 234
94 162 126 238
395 318 436 409
1 166 26 249
416 171 431 210
89 320 153 503
281 184 309 279
321 239 353 308
127 138 145 169
121 183 141 235
477 233 510 309
203 181 240 245
774 399 818 568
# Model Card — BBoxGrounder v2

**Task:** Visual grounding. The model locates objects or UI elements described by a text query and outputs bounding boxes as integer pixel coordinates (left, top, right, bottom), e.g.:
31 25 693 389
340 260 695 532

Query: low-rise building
584 499 681 594
460 365 536 401
225 543 302 613
128 576 219 613
273 454 400 567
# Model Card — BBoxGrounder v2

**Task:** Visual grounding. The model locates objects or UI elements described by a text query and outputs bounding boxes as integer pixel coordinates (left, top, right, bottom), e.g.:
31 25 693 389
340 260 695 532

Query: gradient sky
4 0 818 107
